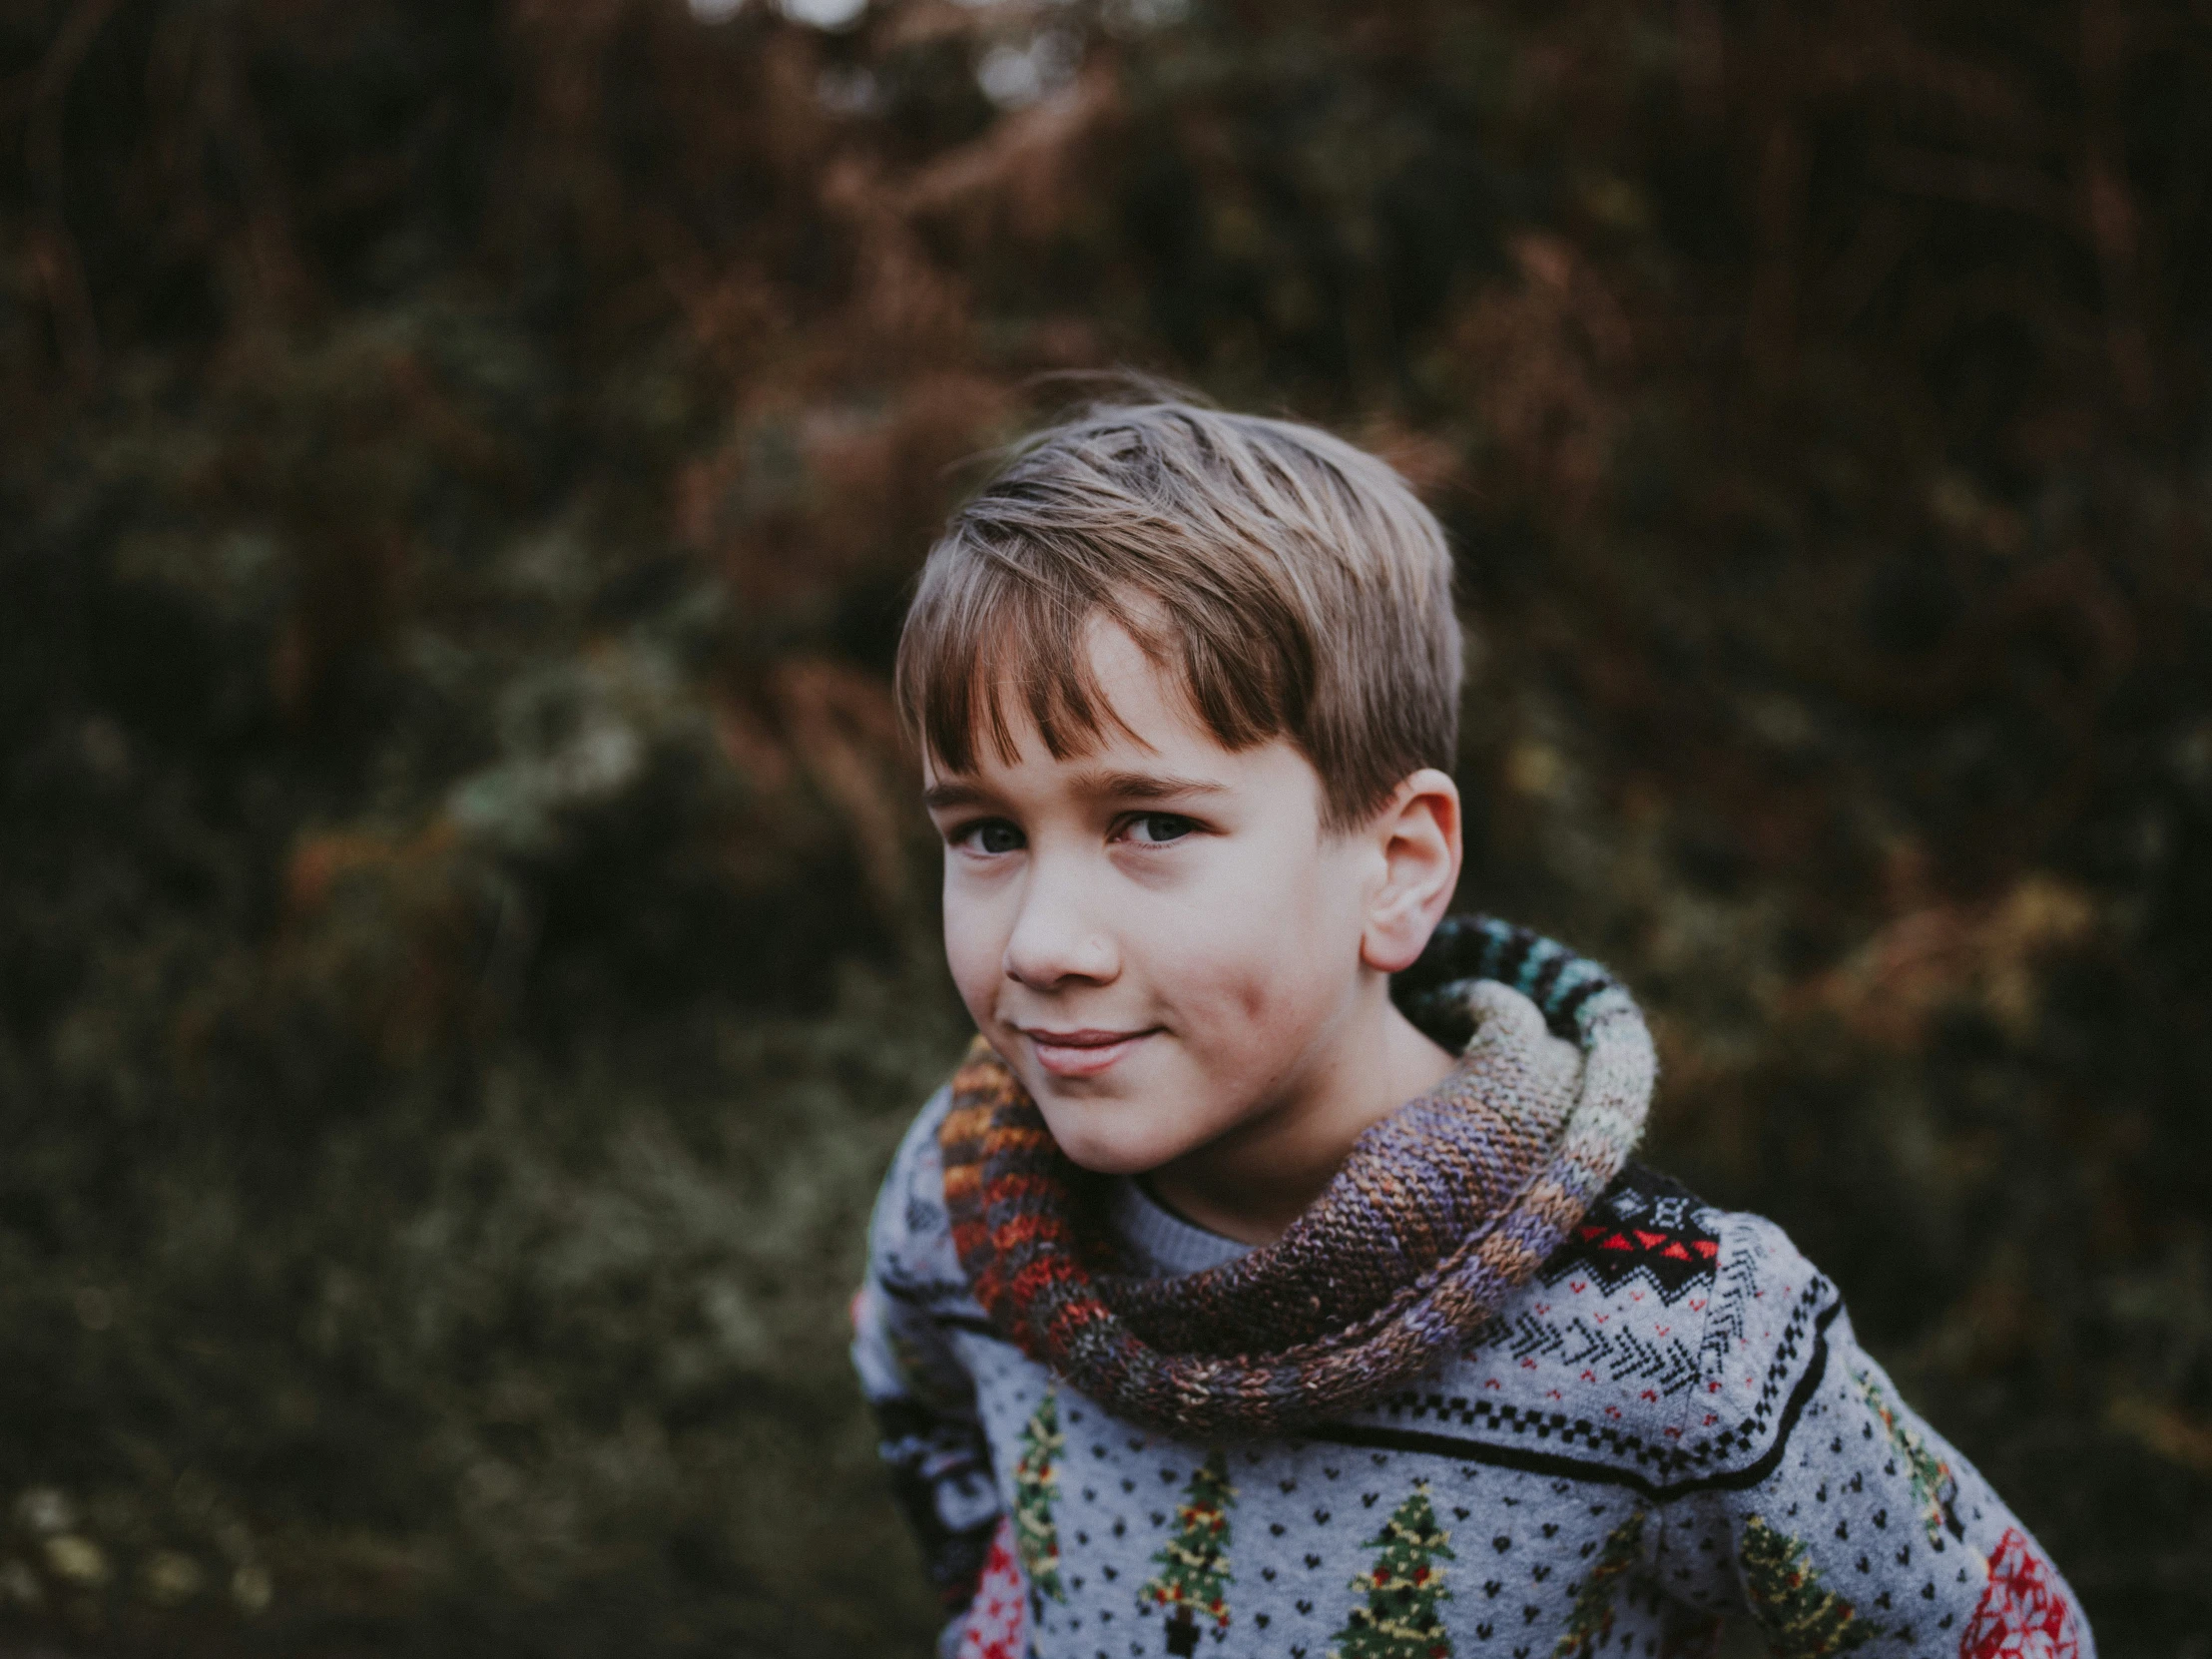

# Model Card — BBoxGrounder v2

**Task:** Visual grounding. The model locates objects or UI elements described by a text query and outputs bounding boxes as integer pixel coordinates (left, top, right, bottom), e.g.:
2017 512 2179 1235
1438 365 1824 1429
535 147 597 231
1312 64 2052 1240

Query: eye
1122 813 1197 846
951 819 1025 855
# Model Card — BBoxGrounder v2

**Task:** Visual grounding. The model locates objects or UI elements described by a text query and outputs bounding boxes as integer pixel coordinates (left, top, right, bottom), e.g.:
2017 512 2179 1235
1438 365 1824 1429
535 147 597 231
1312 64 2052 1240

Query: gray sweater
853 1086 2092 1659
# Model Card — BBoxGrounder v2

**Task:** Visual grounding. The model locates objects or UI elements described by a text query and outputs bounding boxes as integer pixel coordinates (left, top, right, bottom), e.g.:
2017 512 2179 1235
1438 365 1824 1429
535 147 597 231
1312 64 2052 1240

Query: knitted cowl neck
937 915 1656 1438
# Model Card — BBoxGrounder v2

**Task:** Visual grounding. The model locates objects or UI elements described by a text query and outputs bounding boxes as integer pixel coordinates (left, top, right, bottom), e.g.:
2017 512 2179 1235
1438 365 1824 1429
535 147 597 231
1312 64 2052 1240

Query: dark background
2 0 2208 1652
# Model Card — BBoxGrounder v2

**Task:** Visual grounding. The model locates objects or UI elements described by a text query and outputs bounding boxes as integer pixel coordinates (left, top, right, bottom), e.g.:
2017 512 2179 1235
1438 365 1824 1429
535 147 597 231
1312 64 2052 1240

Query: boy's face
921 621 1390 1176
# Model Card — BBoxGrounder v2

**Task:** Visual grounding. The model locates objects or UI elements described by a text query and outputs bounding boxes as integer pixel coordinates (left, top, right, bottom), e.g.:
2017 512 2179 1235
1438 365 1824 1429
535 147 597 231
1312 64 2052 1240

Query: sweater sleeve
850 1085 1004 1638
1652 1214 2094 1659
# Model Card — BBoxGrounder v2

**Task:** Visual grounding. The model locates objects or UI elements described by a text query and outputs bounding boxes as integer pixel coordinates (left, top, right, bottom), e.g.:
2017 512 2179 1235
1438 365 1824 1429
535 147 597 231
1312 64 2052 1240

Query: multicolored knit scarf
938 916 1656 1438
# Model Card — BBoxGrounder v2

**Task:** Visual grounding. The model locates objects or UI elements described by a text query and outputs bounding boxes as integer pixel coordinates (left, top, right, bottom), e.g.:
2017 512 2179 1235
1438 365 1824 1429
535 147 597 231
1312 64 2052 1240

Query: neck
1145 985 1457 1246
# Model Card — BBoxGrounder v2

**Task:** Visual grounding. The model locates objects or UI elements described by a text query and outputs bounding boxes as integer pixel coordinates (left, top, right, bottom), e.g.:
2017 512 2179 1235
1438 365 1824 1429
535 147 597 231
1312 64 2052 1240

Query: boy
850 398 2091 1659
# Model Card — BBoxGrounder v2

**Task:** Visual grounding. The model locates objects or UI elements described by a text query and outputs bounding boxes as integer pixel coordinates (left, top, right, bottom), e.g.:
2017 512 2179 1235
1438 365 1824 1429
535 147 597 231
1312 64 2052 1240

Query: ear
1359 768 1463 974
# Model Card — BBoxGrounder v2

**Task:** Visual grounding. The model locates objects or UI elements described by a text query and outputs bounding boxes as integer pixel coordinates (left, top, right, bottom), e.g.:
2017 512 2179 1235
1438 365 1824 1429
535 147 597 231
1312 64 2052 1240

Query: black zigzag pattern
1364 1277 1838 1484
1497 1311 1701 1396
1698 1234 1764 1382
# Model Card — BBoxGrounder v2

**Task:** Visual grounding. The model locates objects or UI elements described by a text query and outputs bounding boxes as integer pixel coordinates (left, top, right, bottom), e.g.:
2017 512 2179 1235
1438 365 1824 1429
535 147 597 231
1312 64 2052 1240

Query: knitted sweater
852 1008 2091 1659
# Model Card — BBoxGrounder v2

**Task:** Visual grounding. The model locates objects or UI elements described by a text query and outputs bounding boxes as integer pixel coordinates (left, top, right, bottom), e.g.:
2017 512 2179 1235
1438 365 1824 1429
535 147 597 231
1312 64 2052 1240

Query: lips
1018 1025 1157 1079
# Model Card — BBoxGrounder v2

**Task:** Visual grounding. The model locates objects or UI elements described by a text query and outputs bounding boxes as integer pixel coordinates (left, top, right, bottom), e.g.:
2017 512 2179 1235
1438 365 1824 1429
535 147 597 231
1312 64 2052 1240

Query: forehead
922 618 1224 788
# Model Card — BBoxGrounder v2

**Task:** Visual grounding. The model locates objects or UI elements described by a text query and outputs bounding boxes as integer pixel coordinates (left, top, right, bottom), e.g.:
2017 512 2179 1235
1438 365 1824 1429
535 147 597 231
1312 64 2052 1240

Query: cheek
1165 857 1362 1070
939 877 1006 1015
1175 921 1337 1063
1184 846 1344 1007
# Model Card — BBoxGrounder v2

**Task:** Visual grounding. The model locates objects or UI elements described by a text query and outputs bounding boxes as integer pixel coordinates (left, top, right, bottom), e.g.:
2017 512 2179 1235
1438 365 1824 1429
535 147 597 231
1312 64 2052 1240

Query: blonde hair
894 397 1462 829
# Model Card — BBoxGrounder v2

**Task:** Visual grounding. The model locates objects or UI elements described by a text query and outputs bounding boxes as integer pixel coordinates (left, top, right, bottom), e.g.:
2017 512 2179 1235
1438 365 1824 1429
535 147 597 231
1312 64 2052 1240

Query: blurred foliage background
1 0 2208 1652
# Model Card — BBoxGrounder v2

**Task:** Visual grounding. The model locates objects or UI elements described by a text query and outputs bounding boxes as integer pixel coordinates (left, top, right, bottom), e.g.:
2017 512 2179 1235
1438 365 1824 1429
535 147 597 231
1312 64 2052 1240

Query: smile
1019 1026 1158 1078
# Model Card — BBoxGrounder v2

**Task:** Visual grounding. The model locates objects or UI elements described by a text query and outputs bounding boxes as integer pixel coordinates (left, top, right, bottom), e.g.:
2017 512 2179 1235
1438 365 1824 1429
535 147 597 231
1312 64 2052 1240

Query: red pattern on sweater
957 1514 1029 1659
1961 1528 2082 1659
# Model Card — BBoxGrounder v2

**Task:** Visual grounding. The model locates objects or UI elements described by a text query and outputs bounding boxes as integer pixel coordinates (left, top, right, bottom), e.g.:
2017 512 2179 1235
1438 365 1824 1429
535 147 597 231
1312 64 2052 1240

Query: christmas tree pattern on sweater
1330 1481 1455 1659
1553 1509 1646 1659
1012 1388 1066 1611
1854 1365 1964 1548
1741 1514 1872 1658
1140 1450 1235 1654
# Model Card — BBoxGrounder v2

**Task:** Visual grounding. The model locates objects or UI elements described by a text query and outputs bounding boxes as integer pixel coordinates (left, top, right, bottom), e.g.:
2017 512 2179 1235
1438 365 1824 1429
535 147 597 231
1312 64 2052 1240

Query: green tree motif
1554 1509 1647 1659
1140 1450 1235 1655
1012 1389 1066 1606
1852 1367 1960 1545
1741 1515 1874 1658
1330 1480 1455 1659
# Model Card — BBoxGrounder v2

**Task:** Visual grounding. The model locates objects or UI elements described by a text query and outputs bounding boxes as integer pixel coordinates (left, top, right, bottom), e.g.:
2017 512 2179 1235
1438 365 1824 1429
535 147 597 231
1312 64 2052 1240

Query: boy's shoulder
865 1083 975 1310
1341 1162 1846 1498
1529 1159 1816 1325
1526 1160 1838 1395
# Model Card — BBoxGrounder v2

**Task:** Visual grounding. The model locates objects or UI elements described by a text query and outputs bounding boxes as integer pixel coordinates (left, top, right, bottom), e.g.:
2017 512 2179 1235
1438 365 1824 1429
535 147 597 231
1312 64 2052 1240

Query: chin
1033 1100 1187 1177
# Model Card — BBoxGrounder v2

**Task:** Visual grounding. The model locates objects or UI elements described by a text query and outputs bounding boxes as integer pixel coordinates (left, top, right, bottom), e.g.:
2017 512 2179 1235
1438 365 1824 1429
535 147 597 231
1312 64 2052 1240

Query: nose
1001 856 1119 990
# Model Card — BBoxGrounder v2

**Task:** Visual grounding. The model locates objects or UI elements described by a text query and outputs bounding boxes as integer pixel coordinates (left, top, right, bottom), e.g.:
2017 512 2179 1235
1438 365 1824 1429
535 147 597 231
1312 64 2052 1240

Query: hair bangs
897 528 1306 781
895 396 1462 828
900 539 1129 776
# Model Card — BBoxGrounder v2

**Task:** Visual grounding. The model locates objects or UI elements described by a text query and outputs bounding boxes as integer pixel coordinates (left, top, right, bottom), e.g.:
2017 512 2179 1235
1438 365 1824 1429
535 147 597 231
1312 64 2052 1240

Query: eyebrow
920 779 995 812
1072 770 1231 803
919 771 1230 813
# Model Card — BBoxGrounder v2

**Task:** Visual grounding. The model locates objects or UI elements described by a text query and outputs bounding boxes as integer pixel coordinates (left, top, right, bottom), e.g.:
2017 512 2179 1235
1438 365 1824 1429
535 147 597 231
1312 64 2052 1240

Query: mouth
1016 1025 1159 1079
